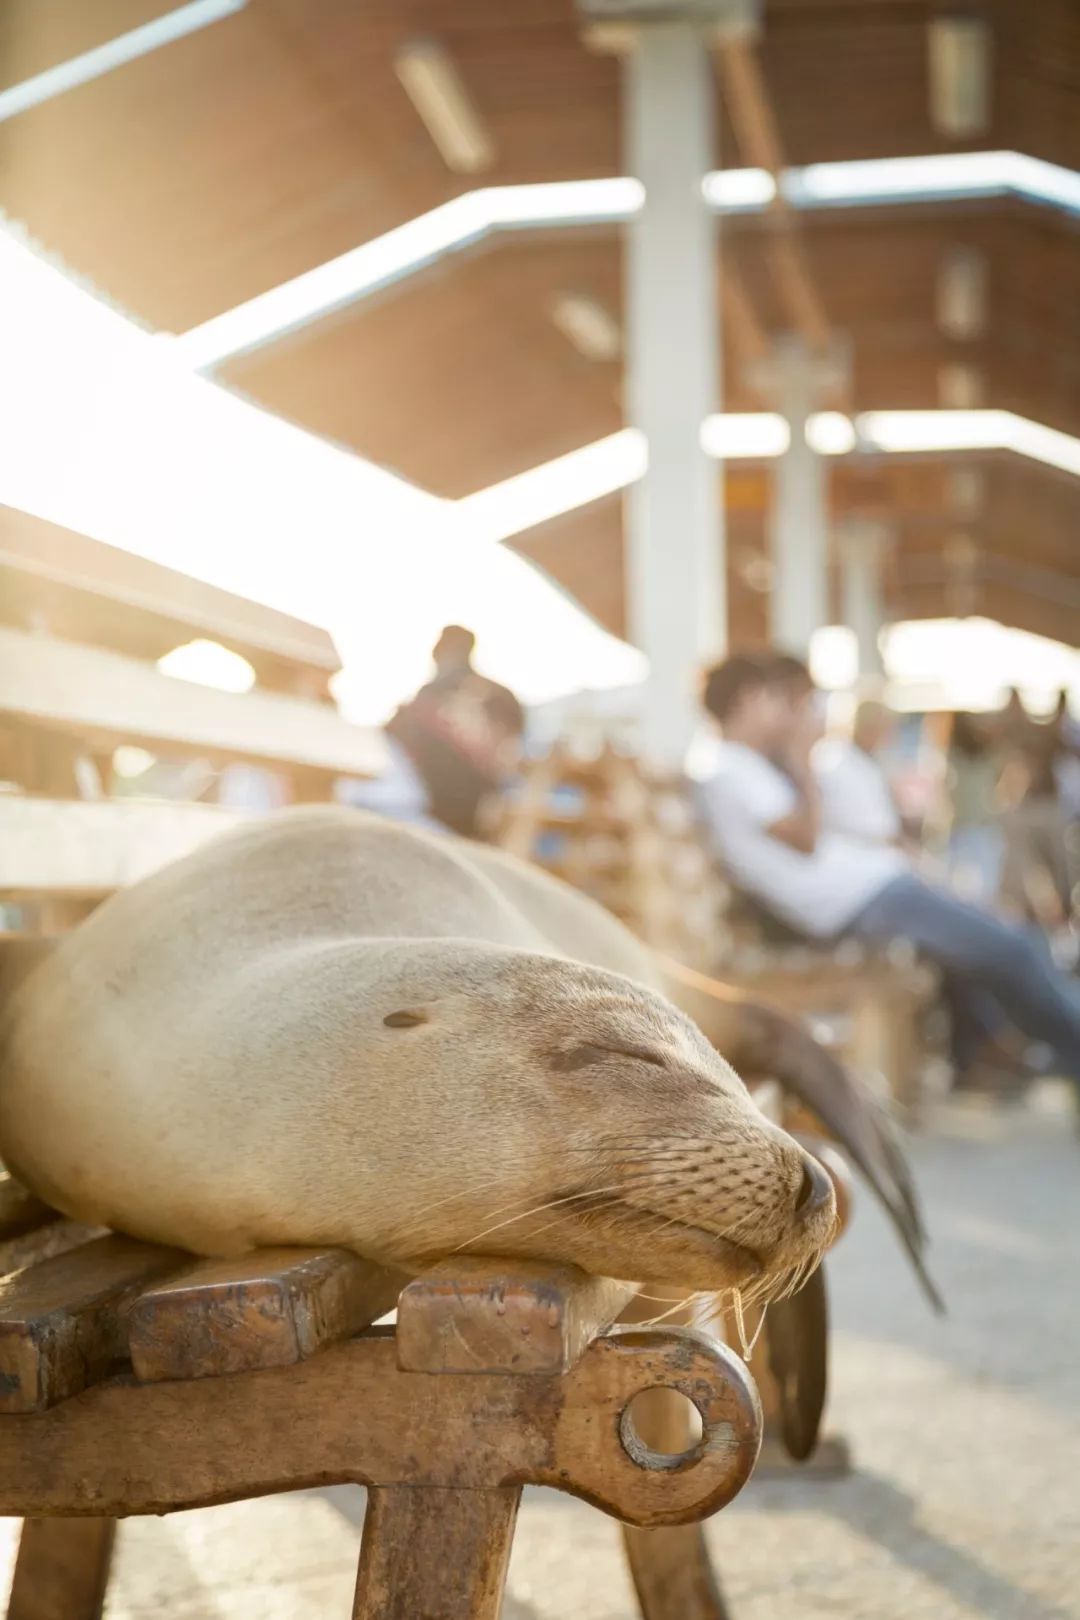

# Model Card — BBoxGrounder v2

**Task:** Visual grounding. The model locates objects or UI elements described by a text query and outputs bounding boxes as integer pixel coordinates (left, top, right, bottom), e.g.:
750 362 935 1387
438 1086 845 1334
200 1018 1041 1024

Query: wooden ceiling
1 0 1077 644
223 200 1080 498
507 455 1080 649
3 0 1078 331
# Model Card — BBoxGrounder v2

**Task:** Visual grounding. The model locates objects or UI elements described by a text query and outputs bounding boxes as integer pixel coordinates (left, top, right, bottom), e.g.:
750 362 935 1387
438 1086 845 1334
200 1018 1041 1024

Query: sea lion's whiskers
631 1290 708 1328
720 1208 767 1244
392 1170 527 1228
561 1145 706 1162
591 1134 720 1151
521 1192 639 1242
453 1182 667 1252
731 1291 770 1359
399 1161 667 1233
443 1168 677 1249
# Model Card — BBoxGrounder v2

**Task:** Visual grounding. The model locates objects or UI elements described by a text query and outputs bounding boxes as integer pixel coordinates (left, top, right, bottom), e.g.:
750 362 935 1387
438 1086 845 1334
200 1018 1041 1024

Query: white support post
761 335 831 657
623 22 722 771
840 518 890 682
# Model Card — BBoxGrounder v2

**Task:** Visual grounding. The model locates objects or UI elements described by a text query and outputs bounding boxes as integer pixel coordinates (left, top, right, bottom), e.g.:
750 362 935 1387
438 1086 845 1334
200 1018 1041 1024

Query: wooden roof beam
715 38 832 354
720 264 770 368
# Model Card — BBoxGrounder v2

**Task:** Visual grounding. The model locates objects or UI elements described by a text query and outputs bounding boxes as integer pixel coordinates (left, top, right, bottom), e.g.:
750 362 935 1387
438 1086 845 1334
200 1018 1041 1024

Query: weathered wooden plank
0 796 245 900
353 1486 520 1620
0 1218 103 1283
128 1248 409 1383
0 1171 52 1242
396 1258 637 1375
7 1518 116 1620
0 625 385 778
0 1169 103 1287
0 1236 181 1412
0 1329 760 1528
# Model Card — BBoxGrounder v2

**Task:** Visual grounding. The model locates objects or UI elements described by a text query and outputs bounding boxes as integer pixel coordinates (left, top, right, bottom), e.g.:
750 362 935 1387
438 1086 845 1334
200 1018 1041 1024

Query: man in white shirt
698 653 1080 1092
815 701 904 849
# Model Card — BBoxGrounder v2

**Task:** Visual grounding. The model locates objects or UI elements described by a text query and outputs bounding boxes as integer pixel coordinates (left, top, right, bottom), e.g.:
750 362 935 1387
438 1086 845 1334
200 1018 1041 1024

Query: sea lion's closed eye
550 1041 666 1073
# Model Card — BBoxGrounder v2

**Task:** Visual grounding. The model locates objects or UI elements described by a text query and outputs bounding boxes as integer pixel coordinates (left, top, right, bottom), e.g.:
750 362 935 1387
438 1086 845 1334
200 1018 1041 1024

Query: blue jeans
946 825 1004 906
851 875 1080 1083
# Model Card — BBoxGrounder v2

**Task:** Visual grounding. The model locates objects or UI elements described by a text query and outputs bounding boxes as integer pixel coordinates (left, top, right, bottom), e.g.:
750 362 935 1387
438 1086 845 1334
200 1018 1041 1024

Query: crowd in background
350 627 1079 1103
125 620 1080 1101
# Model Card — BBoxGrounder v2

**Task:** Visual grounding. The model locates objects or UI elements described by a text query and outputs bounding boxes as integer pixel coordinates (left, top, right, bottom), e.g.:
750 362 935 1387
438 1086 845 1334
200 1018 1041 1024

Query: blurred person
944 710 1006 906
997 688 1077 928
820 698 1017 1083
697 652 1080 1095
385 625 525 839
816 699 905 850
1054 688 1080 823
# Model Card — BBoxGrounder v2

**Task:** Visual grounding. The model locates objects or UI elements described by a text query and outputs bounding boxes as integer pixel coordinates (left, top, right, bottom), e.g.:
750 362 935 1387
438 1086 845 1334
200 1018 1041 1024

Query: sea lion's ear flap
0 937 58 1010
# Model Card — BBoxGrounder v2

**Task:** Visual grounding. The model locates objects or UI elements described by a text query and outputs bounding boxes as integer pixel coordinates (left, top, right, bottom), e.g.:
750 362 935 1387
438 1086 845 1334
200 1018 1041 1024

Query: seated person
386 625 525 840
697 652 1080 1096
815 699 905 850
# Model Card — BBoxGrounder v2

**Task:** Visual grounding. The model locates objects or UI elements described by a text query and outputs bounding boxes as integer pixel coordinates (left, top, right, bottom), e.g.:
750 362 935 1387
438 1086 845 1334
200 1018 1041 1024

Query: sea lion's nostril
795 1155 832 1218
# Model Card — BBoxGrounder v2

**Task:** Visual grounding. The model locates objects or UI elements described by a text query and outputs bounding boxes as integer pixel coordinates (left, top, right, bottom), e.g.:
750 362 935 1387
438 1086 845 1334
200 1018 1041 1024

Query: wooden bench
0 1177 762 1620
0 624 384 802
0 523 387 933
0 508 341 700
0 514 384 809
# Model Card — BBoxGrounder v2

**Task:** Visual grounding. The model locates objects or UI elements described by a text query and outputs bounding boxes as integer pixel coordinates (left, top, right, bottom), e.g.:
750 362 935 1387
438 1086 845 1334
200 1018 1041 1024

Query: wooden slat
0 796 246 901
0 1218 105 1284
0 627 385 780
0 507 341 687
0 1170 98 1281
0 1236 181 1412
128 1248 409 1383
396 1259 636 1375
8 1518 116 1620
0 1171 52 1243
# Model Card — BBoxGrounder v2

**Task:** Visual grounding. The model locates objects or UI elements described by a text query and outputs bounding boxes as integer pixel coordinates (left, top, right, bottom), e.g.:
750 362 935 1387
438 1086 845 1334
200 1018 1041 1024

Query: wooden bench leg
618 1372 732 1620
352 1485 520 1620
8 1518 116 1620
623 1524 731 1620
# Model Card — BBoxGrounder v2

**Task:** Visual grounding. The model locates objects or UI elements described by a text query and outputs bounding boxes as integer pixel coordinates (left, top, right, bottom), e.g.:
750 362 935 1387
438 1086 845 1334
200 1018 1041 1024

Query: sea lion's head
344 944 838 1298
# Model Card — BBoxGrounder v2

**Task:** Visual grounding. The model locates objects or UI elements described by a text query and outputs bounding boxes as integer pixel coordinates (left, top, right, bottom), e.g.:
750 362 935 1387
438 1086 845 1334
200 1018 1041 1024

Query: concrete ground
3 1085 1078 1619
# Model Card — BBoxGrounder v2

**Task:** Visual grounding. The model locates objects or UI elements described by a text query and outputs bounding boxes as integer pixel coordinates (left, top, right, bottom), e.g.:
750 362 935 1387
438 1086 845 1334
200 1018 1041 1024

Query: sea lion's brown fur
0 808 835 1293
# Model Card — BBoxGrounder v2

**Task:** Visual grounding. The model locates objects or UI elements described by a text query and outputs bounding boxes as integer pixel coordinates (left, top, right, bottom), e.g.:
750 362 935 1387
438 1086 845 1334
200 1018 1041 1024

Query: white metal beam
0 0 247 124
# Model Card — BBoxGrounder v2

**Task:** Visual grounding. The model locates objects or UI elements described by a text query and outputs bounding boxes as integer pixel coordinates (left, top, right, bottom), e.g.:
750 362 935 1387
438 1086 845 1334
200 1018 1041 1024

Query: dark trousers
851 875 1080 1084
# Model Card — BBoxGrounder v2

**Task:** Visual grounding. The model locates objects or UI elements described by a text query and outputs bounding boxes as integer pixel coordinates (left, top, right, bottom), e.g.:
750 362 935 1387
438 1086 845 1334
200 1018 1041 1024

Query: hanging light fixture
927 14 993 138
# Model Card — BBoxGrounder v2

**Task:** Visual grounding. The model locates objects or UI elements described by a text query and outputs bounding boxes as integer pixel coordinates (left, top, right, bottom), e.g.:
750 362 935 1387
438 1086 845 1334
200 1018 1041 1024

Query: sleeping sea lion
0 807 838 1299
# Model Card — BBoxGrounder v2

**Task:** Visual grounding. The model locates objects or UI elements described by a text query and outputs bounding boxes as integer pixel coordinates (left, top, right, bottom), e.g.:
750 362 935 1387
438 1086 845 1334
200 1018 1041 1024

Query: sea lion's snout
595 1115 839 1295
795 1152 833 1220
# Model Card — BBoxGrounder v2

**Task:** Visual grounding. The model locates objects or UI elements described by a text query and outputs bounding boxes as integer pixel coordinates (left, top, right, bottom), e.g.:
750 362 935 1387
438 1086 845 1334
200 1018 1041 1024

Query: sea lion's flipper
766 1261 828 1460
657 956 944 1314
